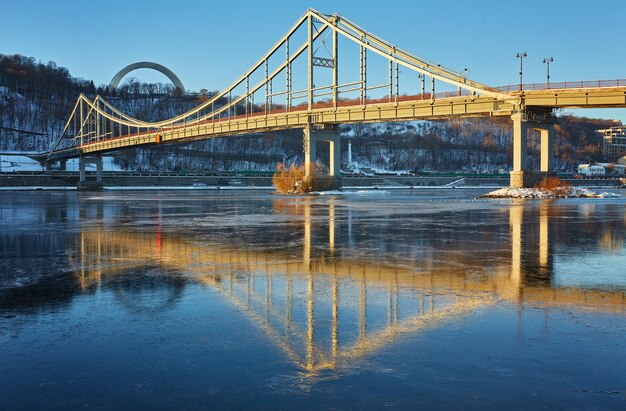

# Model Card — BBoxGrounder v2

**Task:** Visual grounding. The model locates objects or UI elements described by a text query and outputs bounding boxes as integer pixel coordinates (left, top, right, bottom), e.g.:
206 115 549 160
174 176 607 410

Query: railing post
394 49 399 104
96 103 101 142
79 98 84 146
388 59 393 102
269 78 273 113
264 59 269 115
431 76 435 101
307 12 314 111
360 38 367 105
286 39 291 111
332 26 338 109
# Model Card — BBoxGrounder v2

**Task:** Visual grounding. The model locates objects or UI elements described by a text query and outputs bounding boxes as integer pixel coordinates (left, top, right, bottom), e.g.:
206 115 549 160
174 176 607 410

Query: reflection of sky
553 253 626 289
2 191 626 409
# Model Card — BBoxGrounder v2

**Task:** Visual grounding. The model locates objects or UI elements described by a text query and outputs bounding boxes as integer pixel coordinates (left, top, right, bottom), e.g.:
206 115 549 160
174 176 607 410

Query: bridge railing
72 90 497 148
73 78 626 149
496 79 626 92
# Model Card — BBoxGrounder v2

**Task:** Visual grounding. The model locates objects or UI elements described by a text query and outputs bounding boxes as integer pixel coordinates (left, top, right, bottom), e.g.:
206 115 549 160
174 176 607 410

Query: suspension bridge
44 9 626 188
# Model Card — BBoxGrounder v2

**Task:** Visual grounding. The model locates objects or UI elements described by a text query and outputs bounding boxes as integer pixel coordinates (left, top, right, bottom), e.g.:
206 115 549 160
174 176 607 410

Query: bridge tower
510 110 556 188
302 11 341 189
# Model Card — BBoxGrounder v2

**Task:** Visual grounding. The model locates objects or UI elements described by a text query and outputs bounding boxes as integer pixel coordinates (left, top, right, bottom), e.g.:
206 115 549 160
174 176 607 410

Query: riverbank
1 171 623 190
482 186 621 199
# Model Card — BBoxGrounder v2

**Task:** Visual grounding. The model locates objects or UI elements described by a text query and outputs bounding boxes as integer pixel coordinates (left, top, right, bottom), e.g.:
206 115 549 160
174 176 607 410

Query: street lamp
543 57 554 88
458 68 469 96
516 51 527 92
418 73 425 95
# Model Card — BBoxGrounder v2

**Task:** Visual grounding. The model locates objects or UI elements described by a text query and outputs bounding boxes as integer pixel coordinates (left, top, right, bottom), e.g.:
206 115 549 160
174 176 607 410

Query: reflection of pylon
72 208 626 373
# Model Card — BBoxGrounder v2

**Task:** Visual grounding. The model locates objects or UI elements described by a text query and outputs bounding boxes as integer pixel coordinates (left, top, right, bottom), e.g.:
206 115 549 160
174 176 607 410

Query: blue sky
2 0 626 121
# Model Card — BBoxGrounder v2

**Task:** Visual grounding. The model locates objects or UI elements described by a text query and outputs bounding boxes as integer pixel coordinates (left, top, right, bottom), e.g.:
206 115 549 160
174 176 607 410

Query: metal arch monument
108 61 185 92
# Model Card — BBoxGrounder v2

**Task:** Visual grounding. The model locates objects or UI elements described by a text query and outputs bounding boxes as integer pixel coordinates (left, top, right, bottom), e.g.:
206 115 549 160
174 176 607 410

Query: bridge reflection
68 199 626 373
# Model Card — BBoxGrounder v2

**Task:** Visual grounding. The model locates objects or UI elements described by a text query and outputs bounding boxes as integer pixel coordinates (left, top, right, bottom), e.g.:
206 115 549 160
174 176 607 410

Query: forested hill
0 53 619 172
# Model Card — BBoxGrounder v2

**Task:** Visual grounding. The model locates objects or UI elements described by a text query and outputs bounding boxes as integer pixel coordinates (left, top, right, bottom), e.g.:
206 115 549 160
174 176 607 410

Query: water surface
1 189 625 409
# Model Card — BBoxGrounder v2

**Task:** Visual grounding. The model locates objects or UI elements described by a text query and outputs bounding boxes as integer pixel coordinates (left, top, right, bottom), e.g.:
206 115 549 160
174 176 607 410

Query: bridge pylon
303 124 341 189
510 109 556 188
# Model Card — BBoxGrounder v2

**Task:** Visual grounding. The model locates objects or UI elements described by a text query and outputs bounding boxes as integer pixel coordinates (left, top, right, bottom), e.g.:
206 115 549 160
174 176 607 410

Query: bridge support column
509 110 556 188
303 125 341 190
96 157 103 183
303 123 316 177
540 124 555 173
79 158 86 182
43 159 67 171
78 155 103 191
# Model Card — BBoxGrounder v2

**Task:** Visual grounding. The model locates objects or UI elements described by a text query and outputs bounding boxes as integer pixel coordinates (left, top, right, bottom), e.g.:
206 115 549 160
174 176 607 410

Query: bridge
46 9 626 188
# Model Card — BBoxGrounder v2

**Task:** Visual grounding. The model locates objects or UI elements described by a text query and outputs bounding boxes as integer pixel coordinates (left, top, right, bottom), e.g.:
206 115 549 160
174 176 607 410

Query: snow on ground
0 155 43 171
344 160 411 176
315 190 390 196
0 155 122 172
482 187 621 199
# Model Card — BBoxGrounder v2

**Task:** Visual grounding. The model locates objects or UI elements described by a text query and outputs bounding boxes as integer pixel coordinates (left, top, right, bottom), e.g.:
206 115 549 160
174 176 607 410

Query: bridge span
46 9 626 188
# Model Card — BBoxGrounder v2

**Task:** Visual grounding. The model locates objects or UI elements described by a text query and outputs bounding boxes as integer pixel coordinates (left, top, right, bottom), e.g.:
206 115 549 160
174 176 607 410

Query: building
577 164 606 176
577 163 626 176
597 126 626 159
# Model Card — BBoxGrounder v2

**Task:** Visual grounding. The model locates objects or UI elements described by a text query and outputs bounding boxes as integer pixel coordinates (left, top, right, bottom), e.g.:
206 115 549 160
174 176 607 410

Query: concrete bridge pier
78 155 104 191
303 124 341 189
509 111 555 188
43 159 67 171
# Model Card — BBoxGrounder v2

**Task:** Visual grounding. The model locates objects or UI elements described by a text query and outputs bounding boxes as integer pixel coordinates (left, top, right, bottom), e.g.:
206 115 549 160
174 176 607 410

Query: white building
577 164 606 176
577 163 626 176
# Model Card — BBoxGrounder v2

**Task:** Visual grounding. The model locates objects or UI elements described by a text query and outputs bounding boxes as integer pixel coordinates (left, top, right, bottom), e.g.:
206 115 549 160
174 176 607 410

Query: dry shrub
272 161 333 194
535 176 572 197
273 163 302 194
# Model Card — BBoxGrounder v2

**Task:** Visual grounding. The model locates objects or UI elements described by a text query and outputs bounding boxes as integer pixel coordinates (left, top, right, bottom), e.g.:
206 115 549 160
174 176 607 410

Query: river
1 189 625 409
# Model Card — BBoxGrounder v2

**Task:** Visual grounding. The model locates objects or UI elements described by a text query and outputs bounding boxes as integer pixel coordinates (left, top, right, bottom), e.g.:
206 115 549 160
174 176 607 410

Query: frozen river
1 189 625 409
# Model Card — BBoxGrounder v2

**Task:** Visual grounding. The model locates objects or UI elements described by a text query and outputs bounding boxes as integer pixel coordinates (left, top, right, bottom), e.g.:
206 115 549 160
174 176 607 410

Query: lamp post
458 68 469 96
543 57 554 88
418 73 425 95
516 52 527 92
